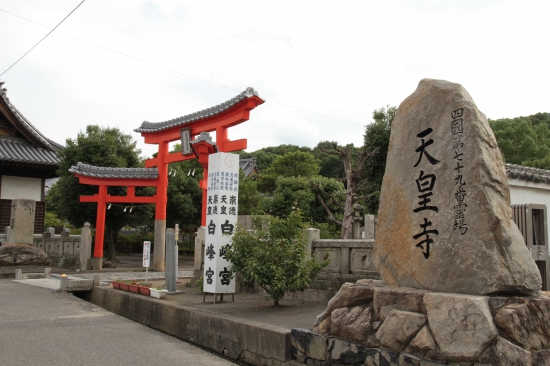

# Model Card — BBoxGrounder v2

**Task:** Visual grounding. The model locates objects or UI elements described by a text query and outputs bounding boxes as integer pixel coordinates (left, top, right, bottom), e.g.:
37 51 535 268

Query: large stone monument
296 80 550 366
7 199 36 245
374 78 541 296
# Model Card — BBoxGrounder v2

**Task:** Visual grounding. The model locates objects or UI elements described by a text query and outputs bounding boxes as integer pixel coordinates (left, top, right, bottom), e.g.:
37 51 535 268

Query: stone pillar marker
153 220 166 271
80 223 92 272
374 78 541 296
7 199 35 245
193 226 206 281
165 228 178 293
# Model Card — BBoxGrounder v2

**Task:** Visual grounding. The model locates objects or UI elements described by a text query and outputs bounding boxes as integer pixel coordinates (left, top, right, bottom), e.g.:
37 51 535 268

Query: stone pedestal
309 281 550 365
7 199 35 245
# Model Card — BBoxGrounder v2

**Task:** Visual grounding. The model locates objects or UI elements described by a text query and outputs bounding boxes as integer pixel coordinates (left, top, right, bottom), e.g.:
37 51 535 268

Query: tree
258 150 320 193
269 150 320 177
52 125 148 262
312 141 345 179
361 105 396 214
312 143 378 239
225 210 328 305
238 168 263 215
489 115 550 169
165 145 204 231
260 175 344 226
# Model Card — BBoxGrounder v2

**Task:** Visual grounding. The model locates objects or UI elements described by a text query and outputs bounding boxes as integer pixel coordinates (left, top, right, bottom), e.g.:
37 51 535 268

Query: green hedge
117 233 155 254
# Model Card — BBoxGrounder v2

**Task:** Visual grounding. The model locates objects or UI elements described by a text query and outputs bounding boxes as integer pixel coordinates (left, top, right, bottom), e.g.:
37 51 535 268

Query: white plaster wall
508 178 550 208
0 175 42 201
508 178 550 256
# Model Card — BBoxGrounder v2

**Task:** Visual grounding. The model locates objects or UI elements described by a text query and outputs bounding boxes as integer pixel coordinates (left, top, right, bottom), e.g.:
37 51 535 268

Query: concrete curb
78 286 293 366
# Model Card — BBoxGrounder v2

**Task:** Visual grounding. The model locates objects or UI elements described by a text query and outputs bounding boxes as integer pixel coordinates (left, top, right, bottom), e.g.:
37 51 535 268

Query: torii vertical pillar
153 141 169 271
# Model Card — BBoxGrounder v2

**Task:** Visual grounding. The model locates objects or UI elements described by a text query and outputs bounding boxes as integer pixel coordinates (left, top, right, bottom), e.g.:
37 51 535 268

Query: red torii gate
70 88 264 270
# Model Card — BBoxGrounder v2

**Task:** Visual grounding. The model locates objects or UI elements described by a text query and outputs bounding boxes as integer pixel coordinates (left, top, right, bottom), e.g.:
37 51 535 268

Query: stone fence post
80 223 92 271
305 228 320 258
364 214 376 240
193 226 206 281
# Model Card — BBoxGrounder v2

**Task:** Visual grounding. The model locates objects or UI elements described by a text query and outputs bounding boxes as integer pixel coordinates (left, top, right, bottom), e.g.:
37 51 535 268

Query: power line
0 0 86 77
0 5 365 127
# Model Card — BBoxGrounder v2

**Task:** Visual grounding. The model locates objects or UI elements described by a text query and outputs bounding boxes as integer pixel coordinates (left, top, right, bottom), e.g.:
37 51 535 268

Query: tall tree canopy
50 125 149 261
490 113 550 169
361 105 396 214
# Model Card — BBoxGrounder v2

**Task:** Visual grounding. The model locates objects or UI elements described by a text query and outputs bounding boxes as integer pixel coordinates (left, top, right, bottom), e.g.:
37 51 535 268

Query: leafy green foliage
238 168 263 215
166 147 203 229
258 150 321 193
361 106 396 214
44 211 69 230
51 125 151 261
260 175 344 226
312 141 346 179
225 210 328 305
269 150 320 177
490 113 550 169
116 233 154 254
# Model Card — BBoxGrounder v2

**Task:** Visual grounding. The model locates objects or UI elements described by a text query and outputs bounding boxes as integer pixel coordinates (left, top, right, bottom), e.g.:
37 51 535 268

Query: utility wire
0 0 86 77
0 5 364 127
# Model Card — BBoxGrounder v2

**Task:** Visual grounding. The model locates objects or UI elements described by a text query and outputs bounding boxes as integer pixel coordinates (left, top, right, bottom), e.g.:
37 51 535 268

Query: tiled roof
505 163 550 184
0 81 62 151
239 158 258 177
69 162 158 179
134 87 263 133
0 137 59 165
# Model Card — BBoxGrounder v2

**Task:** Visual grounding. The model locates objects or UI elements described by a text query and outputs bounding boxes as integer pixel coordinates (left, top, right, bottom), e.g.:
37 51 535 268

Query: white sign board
203 152 239 294
143 241 151 267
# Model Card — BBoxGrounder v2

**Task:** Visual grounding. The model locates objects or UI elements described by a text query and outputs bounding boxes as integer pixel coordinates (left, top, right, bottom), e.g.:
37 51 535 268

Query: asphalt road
0 279 237 366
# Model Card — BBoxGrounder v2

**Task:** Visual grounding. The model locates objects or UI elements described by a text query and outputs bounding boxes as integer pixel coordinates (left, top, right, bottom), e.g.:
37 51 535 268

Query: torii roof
134 87 263 133
69 162 158 179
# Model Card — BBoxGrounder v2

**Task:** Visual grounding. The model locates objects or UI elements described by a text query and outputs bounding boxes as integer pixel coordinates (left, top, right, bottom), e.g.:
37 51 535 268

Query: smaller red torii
70 88 264 271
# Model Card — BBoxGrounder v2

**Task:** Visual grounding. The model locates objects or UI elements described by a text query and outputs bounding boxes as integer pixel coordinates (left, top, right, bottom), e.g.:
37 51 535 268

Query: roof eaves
68 162 159 179
505 163 550 184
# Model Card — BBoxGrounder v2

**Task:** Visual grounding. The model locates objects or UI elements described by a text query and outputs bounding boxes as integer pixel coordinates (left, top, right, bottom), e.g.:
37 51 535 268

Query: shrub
116 233 154 254
225 210 328 305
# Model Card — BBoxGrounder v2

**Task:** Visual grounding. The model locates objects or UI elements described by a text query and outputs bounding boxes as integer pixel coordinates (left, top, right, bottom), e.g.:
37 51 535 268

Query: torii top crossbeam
70 88 264 271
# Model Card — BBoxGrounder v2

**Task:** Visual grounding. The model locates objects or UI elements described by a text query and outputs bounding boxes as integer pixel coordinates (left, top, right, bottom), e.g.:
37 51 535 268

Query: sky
0 0 549 159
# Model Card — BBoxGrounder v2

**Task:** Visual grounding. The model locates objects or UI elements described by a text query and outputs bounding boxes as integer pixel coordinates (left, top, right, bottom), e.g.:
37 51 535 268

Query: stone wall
1 224 92 271
305 226 380 291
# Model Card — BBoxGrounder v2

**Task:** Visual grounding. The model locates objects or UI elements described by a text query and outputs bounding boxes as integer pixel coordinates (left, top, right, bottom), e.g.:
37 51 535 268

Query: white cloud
0 0 548 161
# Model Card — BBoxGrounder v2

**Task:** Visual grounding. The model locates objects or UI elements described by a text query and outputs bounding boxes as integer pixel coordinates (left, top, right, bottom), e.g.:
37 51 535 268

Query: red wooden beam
80 195 156 203
145 150 197 168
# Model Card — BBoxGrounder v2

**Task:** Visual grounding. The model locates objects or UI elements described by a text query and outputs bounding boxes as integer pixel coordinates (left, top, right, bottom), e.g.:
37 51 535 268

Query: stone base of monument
0 244 50 266
292 280 550 365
